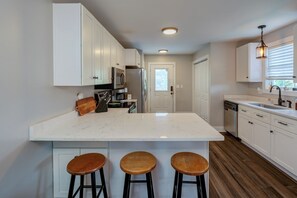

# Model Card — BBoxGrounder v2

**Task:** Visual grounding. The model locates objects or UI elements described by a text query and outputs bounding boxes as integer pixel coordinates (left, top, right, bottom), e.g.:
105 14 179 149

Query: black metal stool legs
100 168 108 198
200 175 207 198
122 172 155 198
68 168 108 198
146 173 154 198
172 171 178 198
68 175 76 198
177 172 183 198
91 172 96 198
173 172 207 198
80 175 85 198
123 173 131 198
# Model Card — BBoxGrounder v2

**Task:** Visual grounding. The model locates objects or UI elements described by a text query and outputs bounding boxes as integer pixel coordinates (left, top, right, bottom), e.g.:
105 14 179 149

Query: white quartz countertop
29 109 224 142
225 98 297 120
29 108 224 141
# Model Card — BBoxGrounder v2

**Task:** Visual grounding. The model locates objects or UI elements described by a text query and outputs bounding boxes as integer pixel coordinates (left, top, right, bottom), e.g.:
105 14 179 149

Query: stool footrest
183 181 198 184
70 185 104 198
130 180 148 183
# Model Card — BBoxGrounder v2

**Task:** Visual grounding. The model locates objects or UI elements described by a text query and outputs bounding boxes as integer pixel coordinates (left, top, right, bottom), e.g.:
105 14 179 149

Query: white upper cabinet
102 27 112 84
236 43 262 82
53 4 98 86
125 49 141 67
110 37 125 70
53 3 124 86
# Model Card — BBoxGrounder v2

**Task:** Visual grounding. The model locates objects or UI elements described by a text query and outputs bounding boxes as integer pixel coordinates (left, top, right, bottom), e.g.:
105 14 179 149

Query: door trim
192 55 210 121
148 62 176 113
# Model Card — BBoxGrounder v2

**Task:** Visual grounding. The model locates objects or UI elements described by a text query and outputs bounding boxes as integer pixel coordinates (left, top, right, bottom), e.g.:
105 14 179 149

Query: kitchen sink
248 103 287 110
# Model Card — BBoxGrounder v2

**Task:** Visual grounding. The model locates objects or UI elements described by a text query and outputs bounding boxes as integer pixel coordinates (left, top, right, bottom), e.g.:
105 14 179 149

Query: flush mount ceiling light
256 25 268 59
162 27 178 35
158 49 168 54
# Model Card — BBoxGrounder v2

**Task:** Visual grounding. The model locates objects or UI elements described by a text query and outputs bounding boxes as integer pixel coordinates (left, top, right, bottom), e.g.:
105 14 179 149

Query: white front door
149 63 175 113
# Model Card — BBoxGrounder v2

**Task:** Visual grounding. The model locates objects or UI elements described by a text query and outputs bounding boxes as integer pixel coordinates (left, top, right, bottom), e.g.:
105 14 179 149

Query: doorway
192 56 210 122
148 62 175 113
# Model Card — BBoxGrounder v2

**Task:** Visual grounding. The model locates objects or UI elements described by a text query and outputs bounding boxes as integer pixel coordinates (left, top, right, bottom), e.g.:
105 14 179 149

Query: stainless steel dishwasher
224 100 238 137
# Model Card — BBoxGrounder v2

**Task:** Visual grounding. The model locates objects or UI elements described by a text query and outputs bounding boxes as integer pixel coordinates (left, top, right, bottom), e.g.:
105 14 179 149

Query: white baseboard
212 126 225 132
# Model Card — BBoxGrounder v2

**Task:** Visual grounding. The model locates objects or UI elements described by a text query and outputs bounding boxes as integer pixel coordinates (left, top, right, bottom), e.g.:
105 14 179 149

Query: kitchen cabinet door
53 4 101 86
93 20 103 84
102 28 111 84
117 43 125 70
82 6 95 85
125 49 141 67
271 126 297 175
252 119 271 157
53 148 80 198
110 37 118 68
236 43 262 82
238 114 253 144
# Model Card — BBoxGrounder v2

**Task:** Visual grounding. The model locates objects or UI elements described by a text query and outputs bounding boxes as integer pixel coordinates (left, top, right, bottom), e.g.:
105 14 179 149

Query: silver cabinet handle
278 121 288 126
241 109 247 112
256 114 263 118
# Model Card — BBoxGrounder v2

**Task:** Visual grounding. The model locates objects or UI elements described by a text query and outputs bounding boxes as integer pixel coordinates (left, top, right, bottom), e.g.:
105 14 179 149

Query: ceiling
54 0 297 54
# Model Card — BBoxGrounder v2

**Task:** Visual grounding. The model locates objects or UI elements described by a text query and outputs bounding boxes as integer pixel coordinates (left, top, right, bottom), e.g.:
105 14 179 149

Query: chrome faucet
269 85 284 106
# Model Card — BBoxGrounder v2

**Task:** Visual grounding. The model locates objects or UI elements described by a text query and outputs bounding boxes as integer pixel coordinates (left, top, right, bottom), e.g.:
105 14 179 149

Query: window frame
262 35 296 96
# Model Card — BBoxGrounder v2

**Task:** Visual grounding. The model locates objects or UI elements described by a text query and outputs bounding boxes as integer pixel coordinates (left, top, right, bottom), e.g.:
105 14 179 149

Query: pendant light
256 25 268 59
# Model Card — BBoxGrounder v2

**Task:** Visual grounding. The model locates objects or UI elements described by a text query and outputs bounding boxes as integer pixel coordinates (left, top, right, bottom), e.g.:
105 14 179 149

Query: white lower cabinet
238 114 270 157
53 149 80 198
271 126 297 175
53 146 108 198
238 104 297 178
238 114 253 144
252 119 271 157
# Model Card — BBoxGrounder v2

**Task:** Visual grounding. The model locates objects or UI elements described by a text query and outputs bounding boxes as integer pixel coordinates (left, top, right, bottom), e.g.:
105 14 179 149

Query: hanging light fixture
256 25 268 59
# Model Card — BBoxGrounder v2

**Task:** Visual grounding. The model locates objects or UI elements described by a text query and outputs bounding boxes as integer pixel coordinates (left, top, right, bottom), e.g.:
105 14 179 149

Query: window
155 69 169 91
264 37 295 91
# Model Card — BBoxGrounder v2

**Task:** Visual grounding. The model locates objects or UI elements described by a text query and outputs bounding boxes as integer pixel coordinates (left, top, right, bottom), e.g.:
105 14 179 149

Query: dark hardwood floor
209 133 297 198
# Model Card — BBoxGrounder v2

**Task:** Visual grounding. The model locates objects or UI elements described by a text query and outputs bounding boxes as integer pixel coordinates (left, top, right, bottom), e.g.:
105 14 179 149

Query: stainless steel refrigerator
125 67 147 113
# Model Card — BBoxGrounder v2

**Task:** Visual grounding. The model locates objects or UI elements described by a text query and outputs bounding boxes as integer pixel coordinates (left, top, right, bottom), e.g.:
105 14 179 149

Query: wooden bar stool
67 153 108 198
120 151 157 198
171 152 209 198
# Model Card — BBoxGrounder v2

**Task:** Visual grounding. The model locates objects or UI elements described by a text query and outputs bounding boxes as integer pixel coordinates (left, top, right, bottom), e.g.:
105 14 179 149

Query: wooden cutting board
75 97 97 116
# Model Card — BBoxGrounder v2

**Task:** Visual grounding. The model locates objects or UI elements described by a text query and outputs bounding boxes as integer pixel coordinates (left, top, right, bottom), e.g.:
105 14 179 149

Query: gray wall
0 0 93 197
144 55 193 112
193 42 249 127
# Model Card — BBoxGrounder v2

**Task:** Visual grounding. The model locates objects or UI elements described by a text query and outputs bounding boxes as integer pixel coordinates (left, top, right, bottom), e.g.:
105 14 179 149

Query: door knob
170 86 174 95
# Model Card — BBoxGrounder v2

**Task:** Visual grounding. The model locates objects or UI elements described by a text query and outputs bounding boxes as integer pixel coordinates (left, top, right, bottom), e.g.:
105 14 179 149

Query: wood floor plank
209 133 297 197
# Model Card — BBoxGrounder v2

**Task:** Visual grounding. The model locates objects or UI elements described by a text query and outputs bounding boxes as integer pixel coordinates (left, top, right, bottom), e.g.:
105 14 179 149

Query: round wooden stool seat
171 152 209 176
67 153 106 175
120 151 157 175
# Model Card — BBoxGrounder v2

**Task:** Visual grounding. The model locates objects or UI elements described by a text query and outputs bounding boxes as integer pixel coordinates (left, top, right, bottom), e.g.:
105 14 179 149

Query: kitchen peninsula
30 109 224 198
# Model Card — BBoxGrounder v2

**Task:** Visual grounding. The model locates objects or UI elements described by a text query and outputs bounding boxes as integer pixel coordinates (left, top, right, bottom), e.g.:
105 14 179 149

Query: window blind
266 42 294 80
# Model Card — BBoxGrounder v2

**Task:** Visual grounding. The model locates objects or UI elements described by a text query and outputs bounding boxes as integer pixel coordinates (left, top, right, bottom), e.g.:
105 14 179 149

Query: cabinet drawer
271 114 297 135
239 105 254 117
251 108 270 124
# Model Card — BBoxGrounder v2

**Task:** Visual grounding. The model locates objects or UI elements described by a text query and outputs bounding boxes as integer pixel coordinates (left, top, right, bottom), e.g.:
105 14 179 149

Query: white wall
0 1 94 197
193 42 249 127
144 55 193 112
